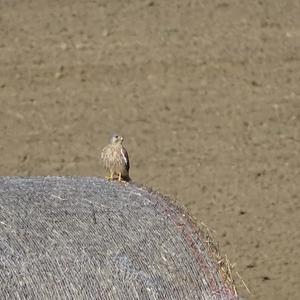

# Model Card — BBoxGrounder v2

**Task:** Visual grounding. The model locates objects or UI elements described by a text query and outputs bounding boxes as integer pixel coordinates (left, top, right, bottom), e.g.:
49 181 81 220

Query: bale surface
0 177 238 299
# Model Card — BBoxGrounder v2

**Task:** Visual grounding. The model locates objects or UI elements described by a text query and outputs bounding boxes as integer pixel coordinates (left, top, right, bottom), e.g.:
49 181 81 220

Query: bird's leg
118 172 122 181
106 171 114 180
111 171 115 180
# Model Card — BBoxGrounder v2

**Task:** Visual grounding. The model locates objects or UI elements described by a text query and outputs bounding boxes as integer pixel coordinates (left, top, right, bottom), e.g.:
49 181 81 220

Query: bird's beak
121 137 124 141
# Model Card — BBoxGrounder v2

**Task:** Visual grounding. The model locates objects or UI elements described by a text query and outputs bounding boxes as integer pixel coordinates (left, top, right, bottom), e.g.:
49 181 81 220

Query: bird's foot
106 173 115 180
117 173 129 183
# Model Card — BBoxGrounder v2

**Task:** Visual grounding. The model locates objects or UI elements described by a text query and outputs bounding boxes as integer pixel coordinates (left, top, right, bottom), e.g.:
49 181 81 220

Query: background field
1 1 299 299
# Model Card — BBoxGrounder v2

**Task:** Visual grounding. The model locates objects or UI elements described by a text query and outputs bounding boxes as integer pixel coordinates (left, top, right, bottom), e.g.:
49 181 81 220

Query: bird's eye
115 135 118 138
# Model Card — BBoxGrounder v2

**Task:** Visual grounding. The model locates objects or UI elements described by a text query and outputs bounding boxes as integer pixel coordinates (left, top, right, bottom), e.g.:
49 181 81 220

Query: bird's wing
121 147 130 171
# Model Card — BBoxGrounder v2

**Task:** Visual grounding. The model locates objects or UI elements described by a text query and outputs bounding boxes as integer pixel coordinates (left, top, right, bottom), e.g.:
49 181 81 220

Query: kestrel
100 135 131 182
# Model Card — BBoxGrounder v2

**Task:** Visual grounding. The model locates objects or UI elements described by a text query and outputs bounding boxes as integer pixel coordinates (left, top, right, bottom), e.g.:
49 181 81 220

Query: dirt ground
1 1 299 299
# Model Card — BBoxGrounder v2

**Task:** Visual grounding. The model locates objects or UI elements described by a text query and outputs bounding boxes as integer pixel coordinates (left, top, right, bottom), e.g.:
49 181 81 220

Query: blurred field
0 1 299 299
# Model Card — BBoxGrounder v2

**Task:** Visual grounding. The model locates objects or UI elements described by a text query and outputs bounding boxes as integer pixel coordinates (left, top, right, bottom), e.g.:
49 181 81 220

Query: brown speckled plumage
101 135 131 182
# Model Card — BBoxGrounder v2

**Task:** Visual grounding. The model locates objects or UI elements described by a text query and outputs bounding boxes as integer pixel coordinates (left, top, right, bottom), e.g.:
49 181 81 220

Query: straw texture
0 177 238 299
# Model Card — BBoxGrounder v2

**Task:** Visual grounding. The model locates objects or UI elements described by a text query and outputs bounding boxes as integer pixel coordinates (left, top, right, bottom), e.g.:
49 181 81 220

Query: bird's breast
102 145 125 169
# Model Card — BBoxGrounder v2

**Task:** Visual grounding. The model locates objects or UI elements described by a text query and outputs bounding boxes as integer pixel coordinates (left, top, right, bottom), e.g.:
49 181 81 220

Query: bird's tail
122 174 131 182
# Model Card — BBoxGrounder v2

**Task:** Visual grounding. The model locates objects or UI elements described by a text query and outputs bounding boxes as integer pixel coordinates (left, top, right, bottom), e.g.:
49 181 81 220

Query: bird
100 135 131 182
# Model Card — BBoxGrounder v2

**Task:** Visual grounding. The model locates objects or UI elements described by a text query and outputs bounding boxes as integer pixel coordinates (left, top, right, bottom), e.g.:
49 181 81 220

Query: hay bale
0 177 238 299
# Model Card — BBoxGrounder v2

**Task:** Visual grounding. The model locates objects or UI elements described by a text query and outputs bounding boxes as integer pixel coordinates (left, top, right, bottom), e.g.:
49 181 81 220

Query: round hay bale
0 177 239 299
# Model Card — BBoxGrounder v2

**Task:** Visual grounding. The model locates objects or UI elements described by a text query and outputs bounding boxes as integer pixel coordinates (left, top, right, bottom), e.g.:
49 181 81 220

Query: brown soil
1 1 299 299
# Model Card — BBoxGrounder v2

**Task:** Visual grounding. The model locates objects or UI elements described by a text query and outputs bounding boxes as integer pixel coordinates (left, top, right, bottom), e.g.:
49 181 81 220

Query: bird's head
110 134 124 144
